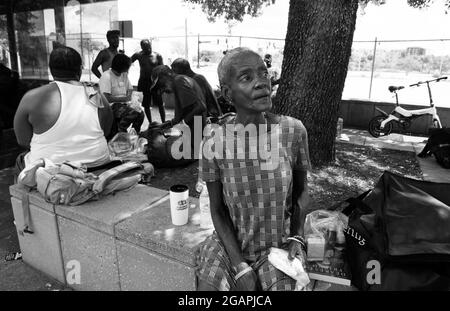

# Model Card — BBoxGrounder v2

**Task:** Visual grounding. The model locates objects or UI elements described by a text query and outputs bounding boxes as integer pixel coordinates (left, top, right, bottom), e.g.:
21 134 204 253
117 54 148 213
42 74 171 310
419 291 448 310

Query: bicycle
368 76 447 138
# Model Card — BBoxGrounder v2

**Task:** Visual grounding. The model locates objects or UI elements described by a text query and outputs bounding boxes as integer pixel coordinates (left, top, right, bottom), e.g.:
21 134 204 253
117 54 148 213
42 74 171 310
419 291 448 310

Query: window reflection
0 14 11 69
14 10 48 79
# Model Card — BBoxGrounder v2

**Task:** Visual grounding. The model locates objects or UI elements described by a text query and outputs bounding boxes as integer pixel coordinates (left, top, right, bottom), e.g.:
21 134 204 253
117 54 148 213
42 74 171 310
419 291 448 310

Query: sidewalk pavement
0 127 449 291
338 128 450 183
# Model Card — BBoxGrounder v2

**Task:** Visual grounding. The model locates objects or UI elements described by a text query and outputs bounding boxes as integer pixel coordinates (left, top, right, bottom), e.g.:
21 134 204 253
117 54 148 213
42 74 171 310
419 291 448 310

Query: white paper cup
169 184 189 226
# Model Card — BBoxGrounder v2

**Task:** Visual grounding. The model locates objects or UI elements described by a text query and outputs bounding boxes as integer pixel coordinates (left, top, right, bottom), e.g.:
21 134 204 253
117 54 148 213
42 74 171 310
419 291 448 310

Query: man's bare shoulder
21 83 59 109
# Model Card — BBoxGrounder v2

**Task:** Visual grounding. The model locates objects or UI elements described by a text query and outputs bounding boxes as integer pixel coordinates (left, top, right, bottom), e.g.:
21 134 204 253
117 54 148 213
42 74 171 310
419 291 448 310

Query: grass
309 141 422 211
146 141 423 207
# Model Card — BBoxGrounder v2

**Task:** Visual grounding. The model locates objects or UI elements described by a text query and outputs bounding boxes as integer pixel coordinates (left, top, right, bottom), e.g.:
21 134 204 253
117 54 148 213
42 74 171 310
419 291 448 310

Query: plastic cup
169 184 189 226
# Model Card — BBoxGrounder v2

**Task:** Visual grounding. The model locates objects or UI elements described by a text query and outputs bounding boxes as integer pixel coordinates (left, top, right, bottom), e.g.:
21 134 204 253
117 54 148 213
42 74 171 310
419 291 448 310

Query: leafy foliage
184 0 274 22
186 0 450 22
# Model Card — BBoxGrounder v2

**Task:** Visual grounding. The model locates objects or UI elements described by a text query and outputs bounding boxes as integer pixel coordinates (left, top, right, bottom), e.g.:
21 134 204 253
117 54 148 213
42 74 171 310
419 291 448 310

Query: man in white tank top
14 46 113 168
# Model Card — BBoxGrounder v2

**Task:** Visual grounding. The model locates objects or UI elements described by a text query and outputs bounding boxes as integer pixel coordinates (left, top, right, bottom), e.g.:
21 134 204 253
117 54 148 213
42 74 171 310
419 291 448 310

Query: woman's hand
288 240 307 265
234 269 259 291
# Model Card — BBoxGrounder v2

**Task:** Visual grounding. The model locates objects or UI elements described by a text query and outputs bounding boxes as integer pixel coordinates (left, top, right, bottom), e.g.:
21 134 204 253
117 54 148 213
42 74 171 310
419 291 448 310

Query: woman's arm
291 170 310 237
288 123 312 260
207 181 259 291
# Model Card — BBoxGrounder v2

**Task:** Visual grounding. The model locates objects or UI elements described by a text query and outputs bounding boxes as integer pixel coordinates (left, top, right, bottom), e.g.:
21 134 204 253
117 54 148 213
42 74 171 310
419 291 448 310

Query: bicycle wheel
368 116 393 138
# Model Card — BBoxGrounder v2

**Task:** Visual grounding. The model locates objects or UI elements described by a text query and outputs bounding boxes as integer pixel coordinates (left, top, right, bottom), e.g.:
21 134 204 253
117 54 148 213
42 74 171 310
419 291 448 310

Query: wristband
287 235 307 251
234 266 253 281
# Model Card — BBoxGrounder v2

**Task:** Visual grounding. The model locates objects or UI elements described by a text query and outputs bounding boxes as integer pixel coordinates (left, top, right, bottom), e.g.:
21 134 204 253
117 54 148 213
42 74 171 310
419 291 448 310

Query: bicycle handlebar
409 76 448 87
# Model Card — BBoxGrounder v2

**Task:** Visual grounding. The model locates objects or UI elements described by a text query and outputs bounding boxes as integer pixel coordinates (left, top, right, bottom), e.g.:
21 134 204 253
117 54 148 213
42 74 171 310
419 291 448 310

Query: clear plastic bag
304 210 348 262
108 132 134 156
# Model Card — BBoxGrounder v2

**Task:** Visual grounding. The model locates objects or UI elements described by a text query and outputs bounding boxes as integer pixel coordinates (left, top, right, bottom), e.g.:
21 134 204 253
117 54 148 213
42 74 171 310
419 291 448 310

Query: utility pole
368 37 377 100
197 34 211 69
185 18 188 60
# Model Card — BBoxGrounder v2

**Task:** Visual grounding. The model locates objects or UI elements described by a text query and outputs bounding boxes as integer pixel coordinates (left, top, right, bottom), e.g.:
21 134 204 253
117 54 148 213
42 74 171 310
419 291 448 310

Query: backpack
20 160 154 206
17 160 154 235
144 113 236 168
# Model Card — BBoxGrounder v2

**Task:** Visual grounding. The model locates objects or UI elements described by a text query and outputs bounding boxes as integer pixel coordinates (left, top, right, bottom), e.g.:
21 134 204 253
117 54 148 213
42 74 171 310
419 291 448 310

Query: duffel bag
342 171 450 290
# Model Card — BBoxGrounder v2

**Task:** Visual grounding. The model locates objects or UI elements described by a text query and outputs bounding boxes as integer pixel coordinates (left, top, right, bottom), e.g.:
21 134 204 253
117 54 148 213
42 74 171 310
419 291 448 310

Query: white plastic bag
268 247 310 291
128 91 143 112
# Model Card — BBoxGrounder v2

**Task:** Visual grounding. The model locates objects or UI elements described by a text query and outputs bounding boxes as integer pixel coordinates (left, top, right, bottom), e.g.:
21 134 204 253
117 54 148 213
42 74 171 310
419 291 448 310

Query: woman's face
224 53 272 114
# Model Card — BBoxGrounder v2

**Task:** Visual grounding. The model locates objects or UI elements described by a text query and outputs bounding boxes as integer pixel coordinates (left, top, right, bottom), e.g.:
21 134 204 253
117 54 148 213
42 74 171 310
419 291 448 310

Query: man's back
191 73 222 118
14 82 111 167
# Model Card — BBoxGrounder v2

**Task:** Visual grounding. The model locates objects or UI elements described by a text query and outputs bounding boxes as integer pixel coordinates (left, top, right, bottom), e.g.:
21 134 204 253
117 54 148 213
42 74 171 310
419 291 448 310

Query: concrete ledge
116 197 213 266
58 216 120 291
10 185 54 213
10 196 65 284
55 185 169 235
9 183 205 291
117 240 197 291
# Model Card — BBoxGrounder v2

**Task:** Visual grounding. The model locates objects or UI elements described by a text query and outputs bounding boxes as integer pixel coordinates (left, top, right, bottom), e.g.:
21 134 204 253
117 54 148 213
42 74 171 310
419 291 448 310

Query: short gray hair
217 47 261 87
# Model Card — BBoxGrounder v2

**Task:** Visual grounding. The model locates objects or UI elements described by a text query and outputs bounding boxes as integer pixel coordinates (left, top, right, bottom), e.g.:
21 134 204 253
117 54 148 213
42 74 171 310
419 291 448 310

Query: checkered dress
195 114 311 291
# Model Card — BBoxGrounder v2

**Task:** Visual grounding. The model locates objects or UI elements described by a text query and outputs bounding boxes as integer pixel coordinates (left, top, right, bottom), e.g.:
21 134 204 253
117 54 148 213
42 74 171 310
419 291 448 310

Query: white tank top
25 81 110 167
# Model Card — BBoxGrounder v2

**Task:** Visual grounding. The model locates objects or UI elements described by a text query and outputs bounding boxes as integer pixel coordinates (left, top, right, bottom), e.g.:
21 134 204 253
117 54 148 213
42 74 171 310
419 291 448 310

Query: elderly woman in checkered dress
195 47 311 291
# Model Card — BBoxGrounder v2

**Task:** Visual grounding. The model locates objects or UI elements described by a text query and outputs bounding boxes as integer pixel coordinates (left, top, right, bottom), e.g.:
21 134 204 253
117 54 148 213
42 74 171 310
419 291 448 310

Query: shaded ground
144 141 423 209
309 142 422 211
145 161 200 198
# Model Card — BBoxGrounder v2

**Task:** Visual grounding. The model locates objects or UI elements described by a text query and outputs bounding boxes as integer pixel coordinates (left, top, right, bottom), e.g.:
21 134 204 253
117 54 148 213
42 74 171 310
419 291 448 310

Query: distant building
406 47 426 56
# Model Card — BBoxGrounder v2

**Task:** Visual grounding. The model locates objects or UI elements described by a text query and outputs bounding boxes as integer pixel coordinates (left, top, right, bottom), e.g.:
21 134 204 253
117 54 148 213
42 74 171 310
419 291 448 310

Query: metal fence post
197 33 200 68
368 37 377 100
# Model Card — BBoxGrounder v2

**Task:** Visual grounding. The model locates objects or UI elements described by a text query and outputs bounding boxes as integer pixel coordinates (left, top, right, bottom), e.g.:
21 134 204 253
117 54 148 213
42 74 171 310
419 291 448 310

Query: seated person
150 65 207 153
13 46 113 169
195 47 312 291
171 58 222 118
99 53 144 133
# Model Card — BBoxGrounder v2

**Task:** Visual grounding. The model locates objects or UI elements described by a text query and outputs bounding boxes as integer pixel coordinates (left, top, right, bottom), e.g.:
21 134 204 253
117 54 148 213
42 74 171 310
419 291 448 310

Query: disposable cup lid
170 184 189 193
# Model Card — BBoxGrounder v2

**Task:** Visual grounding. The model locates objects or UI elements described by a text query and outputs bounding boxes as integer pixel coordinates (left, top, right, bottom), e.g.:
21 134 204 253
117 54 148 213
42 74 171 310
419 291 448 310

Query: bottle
197 180 213 229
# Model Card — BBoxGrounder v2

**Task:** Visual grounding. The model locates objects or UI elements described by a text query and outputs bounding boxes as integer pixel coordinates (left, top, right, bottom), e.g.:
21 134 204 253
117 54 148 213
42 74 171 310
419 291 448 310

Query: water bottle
197 180 213 229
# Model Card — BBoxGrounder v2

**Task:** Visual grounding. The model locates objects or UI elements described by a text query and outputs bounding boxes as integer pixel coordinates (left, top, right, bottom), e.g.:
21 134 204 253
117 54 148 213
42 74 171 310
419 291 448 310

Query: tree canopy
185 0 450 22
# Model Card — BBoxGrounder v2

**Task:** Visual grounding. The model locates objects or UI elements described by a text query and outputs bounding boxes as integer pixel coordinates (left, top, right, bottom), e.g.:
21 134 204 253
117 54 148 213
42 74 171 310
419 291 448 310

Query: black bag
143 113 236 168
418 128 450 169
144 124 196 169
343 171 450 290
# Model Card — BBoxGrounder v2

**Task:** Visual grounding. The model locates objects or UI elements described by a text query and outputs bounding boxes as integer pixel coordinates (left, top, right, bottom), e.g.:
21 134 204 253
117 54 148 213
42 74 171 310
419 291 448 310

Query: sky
38 0 450 54
115 0 450 39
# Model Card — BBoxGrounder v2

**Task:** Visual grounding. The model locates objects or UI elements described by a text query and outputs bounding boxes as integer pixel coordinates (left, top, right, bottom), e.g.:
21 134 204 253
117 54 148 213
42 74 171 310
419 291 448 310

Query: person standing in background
131 39 165 124
91 30 121 79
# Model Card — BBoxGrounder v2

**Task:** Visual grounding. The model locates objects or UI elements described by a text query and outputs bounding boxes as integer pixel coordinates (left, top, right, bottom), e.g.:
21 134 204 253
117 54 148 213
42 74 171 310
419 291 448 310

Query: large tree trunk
273 0 358 167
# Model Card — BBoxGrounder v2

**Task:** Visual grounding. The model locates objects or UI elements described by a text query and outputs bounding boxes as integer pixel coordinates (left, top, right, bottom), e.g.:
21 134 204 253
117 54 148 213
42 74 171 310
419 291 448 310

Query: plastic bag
108 132 134 156
267 247 310 291
304 210 348 262
128 91 143 112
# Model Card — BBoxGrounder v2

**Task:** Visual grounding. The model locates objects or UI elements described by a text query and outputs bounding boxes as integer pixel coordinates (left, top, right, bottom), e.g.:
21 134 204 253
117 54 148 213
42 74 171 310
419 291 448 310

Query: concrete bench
9 183 210 291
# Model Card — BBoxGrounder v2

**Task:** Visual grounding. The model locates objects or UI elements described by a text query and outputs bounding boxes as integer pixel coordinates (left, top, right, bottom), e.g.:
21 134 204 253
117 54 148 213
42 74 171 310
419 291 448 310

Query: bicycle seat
388 85 404 93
